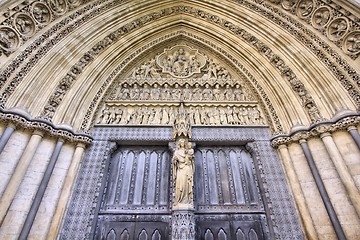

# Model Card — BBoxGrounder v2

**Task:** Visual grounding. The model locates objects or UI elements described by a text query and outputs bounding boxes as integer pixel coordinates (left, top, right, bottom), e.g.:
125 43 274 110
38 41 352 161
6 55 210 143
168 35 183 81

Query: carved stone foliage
271 114 360 148
96 103 265 127
0 107 92 144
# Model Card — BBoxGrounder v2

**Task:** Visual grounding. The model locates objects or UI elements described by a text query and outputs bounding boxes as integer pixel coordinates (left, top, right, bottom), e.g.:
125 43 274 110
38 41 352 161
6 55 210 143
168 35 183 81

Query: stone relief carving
272 0 360 59
296 0 314 19
32 2 52 25
132 45 230 80
343 31 360 55
110 82 254 102
281 0 297 10
327 17 349 41
0 3 357 133
157 45 206 78
48 0 68 15
96 103 265 126
0 27 20 55
311 6 332 29
14 14 36 37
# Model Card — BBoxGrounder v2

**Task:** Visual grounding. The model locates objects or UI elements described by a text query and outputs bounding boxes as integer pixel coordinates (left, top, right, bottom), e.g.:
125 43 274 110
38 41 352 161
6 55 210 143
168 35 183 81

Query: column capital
320 132 331 139
7 123 16 129
278 144 288 150
347 125 358 131
32 130 44 137
299 139 307 144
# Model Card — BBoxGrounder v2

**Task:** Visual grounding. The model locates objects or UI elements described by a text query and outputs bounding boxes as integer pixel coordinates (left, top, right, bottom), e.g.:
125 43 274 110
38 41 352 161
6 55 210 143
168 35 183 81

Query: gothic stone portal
60 45 303 239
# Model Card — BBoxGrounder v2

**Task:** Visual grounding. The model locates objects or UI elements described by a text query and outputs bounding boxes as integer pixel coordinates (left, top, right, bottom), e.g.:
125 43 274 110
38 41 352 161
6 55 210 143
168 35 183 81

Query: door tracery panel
194 146 269 240
95 146 172 239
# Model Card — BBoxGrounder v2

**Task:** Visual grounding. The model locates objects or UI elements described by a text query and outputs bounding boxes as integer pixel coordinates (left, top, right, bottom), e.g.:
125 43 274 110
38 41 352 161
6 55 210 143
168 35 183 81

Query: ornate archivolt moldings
44 4 323 132
0 0 357 102
0 0 84 56
268 0 360 59
0 2 357 133
0 107 92 144
271 113 360 148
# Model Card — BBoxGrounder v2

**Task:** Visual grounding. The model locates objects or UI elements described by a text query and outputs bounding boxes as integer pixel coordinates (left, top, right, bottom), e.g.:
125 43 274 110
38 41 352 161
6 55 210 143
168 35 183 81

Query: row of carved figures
112 83 254 101
97 105 264 125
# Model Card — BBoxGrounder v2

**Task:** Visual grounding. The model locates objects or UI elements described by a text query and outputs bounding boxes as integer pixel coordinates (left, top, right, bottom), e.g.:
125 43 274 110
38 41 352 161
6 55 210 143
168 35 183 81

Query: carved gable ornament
157 45 206 78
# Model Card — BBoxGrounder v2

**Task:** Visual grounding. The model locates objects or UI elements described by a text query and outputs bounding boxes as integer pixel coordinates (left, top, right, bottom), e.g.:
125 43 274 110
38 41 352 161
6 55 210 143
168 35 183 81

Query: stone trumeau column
171 105 195 240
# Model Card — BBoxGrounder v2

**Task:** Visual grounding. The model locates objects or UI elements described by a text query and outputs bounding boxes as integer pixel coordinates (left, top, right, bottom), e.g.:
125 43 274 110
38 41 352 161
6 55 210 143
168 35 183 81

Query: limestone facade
0 0 359 239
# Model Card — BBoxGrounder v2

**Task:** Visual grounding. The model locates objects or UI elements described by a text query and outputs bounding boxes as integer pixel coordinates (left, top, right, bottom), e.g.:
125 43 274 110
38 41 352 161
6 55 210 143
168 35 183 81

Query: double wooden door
95 145 270 239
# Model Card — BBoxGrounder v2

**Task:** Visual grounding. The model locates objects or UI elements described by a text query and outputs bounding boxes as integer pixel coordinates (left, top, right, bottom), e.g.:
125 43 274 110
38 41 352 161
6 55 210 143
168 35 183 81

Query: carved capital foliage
0 107 92 145
271 114 360 148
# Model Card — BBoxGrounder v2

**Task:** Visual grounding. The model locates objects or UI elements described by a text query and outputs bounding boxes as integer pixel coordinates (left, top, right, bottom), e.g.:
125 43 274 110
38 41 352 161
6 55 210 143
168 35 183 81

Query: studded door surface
194 146 270 240
95 146 172 239
95 145 270 239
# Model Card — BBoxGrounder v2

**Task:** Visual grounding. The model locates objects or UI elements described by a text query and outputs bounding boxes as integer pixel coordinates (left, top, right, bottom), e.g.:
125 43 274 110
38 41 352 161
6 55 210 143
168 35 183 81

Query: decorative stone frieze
0 107 92 144
271 113 360 148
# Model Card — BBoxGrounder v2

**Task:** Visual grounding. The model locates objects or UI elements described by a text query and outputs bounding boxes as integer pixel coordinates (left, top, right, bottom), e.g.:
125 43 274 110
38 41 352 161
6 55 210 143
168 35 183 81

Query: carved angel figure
172 139 194 206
